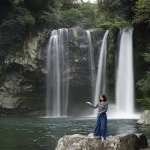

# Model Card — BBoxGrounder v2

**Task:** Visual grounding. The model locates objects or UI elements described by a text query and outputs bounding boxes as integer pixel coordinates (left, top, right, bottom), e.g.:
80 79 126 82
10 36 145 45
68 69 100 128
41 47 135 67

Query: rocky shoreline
137 110 150 126
55 133 149 150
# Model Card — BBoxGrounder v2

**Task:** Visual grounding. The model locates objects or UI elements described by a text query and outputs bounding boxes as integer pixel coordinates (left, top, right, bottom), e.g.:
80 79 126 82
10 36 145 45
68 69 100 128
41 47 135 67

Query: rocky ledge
55 133 149 150
137 110 150 126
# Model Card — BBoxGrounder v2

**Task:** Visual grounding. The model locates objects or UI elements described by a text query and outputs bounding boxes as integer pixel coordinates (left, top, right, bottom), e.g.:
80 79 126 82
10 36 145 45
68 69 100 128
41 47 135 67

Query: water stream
94 30 109 109
85 30 96 104
116 28 134 116
46 28 69 117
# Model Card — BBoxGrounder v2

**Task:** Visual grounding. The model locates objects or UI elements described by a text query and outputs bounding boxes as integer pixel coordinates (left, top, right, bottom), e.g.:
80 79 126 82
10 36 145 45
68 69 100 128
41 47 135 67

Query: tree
136 53 150 110
133 0 150 27
97 0 136 28
0 7 35 46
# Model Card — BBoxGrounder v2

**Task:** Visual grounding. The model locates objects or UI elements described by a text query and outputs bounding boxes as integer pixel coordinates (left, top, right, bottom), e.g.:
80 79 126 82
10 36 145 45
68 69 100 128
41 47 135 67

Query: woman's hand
86 102 92 105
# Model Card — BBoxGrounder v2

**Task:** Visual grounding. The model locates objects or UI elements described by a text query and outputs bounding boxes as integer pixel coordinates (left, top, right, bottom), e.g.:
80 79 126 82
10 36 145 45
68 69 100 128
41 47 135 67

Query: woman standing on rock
86 94 108 140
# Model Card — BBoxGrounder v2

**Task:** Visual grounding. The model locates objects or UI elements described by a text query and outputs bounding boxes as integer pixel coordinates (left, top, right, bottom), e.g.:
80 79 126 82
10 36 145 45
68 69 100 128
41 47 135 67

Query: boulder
136 133 149 149
55 133 148 150
137 110 150 125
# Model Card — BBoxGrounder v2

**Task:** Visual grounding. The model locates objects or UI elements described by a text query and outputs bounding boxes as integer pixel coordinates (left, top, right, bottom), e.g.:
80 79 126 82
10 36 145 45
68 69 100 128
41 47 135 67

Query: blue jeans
94 113 108 138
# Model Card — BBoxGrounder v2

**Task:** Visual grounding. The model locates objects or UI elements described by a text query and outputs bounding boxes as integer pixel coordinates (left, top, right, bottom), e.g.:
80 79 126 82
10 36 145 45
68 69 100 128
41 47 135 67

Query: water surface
0 117 150 150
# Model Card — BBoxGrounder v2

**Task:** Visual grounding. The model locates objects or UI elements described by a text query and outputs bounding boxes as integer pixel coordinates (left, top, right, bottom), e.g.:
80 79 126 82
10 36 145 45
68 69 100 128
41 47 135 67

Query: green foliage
0 50 6 57
1 7 35 27
16 91 45 110
9 0 20 5
78 2 98 28
0 0 63 62
98 0 133 17
107 44 116 85
133 0 150 26
137 71 150 97
98 0 121 13
96 18 131 29
0 6 35 54
136 98 150 110
60 2 98 29
69 45 83 62
136 50 150 109
25 0 61 28
91 28 105 42
143 53 150 62
36 11 52 24
97 0 136 28
60 8 82 27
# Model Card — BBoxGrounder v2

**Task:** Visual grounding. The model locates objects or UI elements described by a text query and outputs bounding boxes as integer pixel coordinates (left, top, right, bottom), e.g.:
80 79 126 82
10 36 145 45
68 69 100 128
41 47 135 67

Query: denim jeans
94 113 108 138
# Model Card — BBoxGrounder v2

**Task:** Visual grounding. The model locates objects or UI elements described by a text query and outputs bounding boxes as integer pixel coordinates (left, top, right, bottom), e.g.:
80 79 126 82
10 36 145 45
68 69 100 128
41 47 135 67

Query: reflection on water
0 117 149 150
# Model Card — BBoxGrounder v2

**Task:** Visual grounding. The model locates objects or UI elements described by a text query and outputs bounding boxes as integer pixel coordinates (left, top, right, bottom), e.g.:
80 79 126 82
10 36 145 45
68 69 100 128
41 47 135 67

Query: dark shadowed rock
136 133 149 149
55 133 148 150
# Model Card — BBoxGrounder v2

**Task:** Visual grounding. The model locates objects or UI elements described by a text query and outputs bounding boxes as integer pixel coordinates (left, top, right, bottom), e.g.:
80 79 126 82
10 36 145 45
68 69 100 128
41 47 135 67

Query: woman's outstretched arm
86 102 98 109
86 102 92 105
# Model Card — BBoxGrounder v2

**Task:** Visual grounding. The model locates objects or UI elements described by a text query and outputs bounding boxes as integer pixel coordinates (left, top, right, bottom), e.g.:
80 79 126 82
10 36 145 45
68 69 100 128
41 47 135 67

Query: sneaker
101 137 104 140
90 136 94 138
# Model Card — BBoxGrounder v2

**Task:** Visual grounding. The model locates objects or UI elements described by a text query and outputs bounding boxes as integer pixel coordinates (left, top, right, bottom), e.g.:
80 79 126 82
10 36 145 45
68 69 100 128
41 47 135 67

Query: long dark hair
99 94 107 102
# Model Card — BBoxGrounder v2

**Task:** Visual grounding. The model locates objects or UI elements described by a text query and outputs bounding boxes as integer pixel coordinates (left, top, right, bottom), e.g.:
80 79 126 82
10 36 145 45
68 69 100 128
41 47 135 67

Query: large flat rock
55 133 148 150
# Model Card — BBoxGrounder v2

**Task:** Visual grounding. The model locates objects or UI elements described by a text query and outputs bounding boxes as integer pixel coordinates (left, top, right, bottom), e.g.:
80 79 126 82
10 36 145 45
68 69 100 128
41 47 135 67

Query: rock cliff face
67 27 100 116
0 27 101 116
0 29 49 115
137 110 150 126
55 133 148 150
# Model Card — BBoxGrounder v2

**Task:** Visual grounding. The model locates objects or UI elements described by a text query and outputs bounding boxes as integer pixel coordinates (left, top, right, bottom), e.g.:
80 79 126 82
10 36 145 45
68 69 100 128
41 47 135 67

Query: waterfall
116 29 123 70
46 28 69 117
94 30 109 108
116 28 134 114
85 30 96 102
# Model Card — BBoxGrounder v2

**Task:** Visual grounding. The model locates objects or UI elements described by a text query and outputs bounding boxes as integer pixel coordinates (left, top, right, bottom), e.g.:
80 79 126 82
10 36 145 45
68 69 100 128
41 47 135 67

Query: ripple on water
0 117 150 150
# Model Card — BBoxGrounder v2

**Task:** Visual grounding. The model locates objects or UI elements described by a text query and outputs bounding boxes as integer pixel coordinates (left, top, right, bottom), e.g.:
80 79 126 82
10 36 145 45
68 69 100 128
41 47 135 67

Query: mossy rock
23 110 48 117
14 91 46 110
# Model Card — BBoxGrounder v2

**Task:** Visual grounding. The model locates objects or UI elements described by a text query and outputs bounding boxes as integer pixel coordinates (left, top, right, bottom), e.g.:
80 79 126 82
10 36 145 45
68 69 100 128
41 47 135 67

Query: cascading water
94 30 109 110
116 28 134 114
46 28 69 117
85 30 96 102
116 29 123 70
